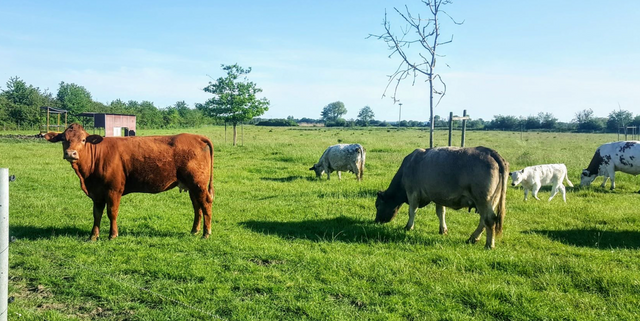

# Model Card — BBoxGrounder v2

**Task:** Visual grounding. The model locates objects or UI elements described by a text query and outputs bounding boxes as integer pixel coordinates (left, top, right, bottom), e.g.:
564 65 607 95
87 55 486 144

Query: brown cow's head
374 191 400 223
44 123 103 163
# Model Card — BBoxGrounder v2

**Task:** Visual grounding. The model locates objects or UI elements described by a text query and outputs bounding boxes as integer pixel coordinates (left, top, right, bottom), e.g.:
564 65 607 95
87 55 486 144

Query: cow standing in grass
510 164 573 202
310 144 366 181
581 141 640 192
45 123 214 240
375 146 509 249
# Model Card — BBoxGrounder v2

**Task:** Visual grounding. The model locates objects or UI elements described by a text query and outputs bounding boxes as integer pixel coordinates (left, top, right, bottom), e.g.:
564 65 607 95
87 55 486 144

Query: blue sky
1 1 639 122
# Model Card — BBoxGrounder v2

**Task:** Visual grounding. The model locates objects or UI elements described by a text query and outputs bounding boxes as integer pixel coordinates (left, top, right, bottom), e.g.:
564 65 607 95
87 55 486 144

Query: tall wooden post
0 169 9 321
448 112 453 146
461 110 467 147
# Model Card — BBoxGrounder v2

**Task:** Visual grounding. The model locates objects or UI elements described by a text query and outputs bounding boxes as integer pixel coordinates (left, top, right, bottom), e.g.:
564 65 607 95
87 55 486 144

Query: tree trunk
233 123 238 146
429 76 434 148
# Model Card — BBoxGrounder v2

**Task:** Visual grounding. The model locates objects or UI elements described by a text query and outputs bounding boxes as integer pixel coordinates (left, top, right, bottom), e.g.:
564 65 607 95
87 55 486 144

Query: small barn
78 113 137 137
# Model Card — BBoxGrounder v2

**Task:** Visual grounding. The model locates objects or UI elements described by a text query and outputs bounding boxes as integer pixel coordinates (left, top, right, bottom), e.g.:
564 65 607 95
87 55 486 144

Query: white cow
581 141 640 192
510 164 573 202
310 144 366 181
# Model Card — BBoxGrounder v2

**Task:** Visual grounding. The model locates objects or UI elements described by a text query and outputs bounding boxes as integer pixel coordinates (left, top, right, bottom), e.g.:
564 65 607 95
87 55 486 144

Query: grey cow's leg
436 205 447 235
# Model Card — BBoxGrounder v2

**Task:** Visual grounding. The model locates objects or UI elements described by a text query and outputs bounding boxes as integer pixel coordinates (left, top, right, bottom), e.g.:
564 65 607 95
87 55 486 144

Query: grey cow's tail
488 149 509 235
357 145 366 181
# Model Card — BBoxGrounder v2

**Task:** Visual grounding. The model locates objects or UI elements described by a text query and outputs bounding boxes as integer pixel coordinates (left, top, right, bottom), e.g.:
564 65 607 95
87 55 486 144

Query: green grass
2 127 640 320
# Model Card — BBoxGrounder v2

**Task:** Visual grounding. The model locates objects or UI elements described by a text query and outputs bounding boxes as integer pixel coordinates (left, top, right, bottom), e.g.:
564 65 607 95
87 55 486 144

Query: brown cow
45 123 214 240
375 146 508 249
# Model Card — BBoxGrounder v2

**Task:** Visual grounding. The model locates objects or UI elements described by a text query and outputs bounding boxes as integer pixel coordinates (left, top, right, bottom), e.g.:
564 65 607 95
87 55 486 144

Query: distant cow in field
581 141 640 192
45 123 214 240
310 144 366 181
510 164 573 202
375 146 508 249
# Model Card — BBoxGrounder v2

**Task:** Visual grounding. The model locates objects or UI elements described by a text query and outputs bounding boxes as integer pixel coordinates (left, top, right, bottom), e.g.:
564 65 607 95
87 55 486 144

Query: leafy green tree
537 112 557 129
488 115 521 131
56 81 92 121
607 109 633 132
197 64 270 146
574 109 605 132
1 76 53 127
357 106 375 126
321 101 347 123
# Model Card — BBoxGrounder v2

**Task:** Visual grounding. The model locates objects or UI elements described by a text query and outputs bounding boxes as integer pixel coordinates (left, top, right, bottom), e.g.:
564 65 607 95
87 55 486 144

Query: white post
0 168 8 321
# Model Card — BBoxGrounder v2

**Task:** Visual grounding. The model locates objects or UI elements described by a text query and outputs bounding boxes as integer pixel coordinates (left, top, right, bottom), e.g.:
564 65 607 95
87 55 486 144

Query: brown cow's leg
106 192 122 240
197 190 212 239
90 199 106 241
189 191 203 234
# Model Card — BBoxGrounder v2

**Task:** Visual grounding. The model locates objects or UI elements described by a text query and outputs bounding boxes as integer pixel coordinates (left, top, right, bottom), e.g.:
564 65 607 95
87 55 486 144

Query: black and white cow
581 141 640 192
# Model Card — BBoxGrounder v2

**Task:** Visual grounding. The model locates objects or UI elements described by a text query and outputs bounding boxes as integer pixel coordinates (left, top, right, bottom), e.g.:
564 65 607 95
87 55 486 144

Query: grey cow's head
309 164 324 178
580 169 597 187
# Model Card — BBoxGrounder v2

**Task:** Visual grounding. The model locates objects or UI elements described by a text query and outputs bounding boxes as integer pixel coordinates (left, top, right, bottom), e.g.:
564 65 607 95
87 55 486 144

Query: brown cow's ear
44 132 63 142
86 135 103 144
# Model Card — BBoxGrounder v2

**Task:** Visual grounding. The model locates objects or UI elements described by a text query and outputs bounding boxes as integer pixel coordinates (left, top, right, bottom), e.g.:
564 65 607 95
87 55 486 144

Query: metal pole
0 168 9 321
448 112 453 146
398 103 402 126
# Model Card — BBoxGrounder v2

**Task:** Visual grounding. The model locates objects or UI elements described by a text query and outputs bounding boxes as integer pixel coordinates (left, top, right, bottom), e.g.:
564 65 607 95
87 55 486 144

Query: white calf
510 164 573 202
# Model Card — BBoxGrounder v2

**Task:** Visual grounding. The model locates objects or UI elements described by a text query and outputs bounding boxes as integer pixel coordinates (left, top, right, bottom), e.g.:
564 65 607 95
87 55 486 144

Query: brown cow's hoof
191 228 200 235
87 236 99 242
484 245 495 250
439 227 448 235
202 233 210 239
108 234 118 240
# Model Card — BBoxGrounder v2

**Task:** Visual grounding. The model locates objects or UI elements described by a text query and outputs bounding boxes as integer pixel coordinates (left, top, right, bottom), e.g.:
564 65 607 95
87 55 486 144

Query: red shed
78 113 137 137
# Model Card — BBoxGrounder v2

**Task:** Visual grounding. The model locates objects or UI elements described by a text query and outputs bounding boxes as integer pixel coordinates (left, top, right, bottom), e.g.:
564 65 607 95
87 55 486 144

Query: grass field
2 126 640 320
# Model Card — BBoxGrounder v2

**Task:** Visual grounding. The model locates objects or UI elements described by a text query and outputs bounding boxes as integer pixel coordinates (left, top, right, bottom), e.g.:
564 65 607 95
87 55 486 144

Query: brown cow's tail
205 137 215 202
488 149 508 236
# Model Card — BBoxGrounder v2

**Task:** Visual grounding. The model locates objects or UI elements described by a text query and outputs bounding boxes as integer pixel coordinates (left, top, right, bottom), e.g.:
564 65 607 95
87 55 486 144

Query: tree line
0 76 216 130
2 75 637 134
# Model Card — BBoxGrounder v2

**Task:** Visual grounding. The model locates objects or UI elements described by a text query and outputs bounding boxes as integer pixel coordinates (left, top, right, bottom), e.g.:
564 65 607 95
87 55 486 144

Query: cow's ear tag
86 135 104 144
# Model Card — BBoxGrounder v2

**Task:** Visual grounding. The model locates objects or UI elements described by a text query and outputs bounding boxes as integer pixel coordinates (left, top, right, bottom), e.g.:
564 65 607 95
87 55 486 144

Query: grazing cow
510 164 573 202
309 144 366 181
375 146 508 249
45 123 214 240
581 141 640 192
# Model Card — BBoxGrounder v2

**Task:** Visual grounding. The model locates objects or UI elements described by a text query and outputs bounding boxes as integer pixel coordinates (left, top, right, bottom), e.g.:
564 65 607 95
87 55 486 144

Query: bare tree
369 0 462 147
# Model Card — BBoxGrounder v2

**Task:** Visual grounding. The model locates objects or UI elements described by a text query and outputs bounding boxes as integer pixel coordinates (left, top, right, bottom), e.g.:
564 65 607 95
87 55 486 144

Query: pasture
2 126 640 320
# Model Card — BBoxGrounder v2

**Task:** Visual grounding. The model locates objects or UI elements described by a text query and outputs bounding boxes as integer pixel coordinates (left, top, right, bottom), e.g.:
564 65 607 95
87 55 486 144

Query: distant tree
632 115 640 128
523 115 540 130
1 76 49 126
357 106 375 126
574 109 605 132
537 112 557 129
488 115 520 131
321 101 347 123
370 0 462 148
197 64 270 146
607 108 633 132
56 81 92 121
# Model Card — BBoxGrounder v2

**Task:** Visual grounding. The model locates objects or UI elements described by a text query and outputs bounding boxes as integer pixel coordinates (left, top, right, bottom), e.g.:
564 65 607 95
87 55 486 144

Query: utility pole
398 102 403 126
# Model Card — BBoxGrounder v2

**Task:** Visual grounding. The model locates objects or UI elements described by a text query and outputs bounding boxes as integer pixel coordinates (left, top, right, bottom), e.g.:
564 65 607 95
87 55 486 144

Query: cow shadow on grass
240 216 437 245
527 229 640 249
10 224 187 241
10 225 88 240
260 175 316 183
